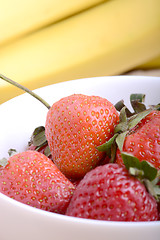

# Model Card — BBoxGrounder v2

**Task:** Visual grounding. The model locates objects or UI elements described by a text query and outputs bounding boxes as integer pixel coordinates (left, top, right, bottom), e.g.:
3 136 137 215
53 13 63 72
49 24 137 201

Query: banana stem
0 74 51 109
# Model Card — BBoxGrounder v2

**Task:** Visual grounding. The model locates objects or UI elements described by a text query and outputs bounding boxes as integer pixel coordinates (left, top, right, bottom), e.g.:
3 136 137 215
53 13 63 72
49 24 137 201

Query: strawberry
116 110 160 170
66 161 159 221
97 93 160 169
0 151 75 214
45 94 119 179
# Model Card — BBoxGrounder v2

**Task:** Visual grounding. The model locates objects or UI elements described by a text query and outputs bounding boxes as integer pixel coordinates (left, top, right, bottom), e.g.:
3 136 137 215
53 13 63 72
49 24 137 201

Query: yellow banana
135 55 160 69
0 0 106 46
0 0 160 104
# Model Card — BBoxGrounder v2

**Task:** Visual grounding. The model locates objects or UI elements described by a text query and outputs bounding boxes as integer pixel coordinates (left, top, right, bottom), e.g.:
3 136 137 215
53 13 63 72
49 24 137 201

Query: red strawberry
66 163 158 221
116 110 160 170
45 94 119 179
0 151 75 214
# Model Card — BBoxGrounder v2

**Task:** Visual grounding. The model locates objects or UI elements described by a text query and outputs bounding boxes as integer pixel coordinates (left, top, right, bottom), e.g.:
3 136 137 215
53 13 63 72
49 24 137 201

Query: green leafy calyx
121 152 160 201
28 126 51 157
98 93 158 162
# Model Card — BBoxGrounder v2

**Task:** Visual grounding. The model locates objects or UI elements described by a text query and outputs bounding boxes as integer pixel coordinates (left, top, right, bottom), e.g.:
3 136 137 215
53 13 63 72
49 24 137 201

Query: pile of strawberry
0 93 160 221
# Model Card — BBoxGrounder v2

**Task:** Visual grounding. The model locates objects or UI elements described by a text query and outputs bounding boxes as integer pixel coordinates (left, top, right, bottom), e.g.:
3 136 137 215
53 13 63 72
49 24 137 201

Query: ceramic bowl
0 76 160 240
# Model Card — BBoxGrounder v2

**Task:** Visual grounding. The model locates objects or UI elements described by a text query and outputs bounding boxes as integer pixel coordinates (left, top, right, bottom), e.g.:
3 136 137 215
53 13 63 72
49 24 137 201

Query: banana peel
0 0 160 104
135 55 160 69
0 0 106 46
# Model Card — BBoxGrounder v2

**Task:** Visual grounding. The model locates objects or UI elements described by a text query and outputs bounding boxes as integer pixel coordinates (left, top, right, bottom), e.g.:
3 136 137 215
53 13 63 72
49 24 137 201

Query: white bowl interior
0 76 160 240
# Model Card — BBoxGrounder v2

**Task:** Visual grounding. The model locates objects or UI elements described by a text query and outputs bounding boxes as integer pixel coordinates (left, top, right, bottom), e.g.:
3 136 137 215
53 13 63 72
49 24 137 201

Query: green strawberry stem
0 74 51 109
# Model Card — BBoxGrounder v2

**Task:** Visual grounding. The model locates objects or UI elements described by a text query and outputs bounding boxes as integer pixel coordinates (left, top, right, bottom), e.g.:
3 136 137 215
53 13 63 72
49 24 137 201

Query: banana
0 0 160 104
135 55 160 69
0 0 106 46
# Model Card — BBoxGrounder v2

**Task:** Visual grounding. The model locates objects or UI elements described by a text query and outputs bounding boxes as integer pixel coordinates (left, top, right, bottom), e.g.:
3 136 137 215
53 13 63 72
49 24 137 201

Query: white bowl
0 76 160 240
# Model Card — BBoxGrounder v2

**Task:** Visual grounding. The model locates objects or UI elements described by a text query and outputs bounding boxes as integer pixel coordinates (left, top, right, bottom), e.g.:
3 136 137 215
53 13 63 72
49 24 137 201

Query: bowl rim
1 75 160 106
0 191 159 226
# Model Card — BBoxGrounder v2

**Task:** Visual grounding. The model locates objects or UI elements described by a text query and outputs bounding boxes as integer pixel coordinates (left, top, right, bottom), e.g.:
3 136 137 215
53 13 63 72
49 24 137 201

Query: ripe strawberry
66 163 158 221
116 110 160 170
45 94 119 179
0 151 75 214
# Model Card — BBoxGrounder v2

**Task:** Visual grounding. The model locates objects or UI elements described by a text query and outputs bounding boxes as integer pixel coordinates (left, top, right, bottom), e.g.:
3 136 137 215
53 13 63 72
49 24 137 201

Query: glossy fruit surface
116 110 160 170
45 94 119 179
66 163 158 221
0 151 75 213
